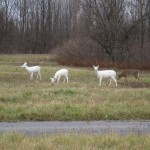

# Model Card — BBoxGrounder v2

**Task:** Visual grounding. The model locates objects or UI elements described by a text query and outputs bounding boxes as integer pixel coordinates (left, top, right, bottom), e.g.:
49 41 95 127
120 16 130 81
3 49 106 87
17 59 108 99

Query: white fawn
21 62 41 80
50 69 68 85
93 65 117 86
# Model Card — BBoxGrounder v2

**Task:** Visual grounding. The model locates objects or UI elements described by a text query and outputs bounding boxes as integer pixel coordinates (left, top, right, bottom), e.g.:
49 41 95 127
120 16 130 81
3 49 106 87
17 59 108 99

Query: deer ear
97 65 99 68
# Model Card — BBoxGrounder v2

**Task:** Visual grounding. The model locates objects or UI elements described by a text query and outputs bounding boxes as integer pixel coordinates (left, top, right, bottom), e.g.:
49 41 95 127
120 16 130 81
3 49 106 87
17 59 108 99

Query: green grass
0 54 150 121
0 133 150 150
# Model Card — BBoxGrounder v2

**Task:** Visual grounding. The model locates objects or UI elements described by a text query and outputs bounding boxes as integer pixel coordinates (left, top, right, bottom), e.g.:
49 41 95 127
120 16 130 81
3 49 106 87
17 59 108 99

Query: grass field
0 54 150 121
0 54 150 149
0 133 150 150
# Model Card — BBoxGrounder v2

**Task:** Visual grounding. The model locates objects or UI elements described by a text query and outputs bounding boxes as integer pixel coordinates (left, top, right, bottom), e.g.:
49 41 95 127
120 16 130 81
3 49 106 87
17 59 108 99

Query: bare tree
0 0 150 68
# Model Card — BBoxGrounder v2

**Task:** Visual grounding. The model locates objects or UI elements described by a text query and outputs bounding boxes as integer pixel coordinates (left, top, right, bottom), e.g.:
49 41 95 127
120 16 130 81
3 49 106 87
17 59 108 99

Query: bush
53 37 106 66
53 37 150 69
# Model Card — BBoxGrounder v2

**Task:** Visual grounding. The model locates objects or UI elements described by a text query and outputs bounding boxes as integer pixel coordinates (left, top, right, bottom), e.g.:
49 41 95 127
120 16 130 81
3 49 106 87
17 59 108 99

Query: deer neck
95 70 99 77
24 65 30 72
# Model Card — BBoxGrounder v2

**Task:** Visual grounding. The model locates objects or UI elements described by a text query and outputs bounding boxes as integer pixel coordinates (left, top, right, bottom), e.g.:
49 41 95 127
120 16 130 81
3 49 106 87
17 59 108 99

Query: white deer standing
50 69 68 85
93 65 117 86
21 62 41 80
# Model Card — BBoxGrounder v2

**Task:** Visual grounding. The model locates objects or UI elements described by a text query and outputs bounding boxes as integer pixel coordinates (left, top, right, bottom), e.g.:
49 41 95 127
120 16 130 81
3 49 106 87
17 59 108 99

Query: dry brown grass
0 133 150 150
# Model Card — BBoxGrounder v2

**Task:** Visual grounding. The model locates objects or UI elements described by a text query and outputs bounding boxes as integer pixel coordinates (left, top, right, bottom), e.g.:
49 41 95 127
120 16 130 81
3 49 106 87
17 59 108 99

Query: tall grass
0 54 150 121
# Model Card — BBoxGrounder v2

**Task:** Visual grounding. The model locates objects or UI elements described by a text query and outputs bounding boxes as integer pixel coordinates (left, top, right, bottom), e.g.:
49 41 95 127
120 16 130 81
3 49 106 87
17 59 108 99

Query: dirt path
0 120 150 135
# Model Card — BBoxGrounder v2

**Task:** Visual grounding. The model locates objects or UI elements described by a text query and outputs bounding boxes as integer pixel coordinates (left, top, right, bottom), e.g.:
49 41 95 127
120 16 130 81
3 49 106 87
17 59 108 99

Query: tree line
0 0 150 65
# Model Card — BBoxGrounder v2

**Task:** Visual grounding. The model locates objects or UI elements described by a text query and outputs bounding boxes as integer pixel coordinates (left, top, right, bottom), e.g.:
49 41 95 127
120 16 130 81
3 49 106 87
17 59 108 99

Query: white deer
50 69 68 85
21 62 41 80
93 65 117 86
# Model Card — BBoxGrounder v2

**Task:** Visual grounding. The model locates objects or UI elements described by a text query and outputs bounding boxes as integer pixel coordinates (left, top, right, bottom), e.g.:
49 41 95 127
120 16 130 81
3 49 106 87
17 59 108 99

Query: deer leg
57 76 60 84
63 77 66 83
65 75 69 83
36 73 38 80
111 77 118 86
135 75 140 81
115 79 118 86
99 78 102 86
38 71 41 80
30 73 33 80
108 79 112 86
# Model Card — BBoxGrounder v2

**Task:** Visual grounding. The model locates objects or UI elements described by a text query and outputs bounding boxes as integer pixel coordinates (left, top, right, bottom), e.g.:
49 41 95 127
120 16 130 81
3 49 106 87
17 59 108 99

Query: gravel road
0 120 150 135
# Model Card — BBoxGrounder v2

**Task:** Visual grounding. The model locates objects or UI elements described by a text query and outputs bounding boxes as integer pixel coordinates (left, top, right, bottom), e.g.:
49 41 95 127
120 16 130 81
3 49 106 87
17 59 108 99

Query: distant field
0 54 150 121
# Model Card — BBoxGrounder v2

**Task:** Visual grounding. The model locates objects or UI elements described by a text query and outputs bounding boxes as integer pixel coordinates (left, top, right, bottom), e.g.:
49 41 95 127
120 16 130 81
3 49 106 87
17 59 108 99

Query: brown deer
118 70 140 81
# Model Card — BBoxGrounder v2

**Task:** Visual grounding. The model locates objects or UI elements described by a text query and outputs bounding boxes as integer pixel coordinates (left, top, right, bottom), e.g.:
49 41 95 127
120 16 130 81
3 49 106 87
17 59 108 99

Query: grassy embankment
0 54 150 121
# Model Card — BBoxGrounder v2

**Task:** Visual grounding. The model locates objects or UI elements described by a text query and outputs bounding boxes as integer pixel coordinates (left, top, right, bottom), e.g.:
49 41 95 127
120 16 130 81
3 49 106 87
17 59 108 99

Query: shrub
53 37 150 69
53 37 106 66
